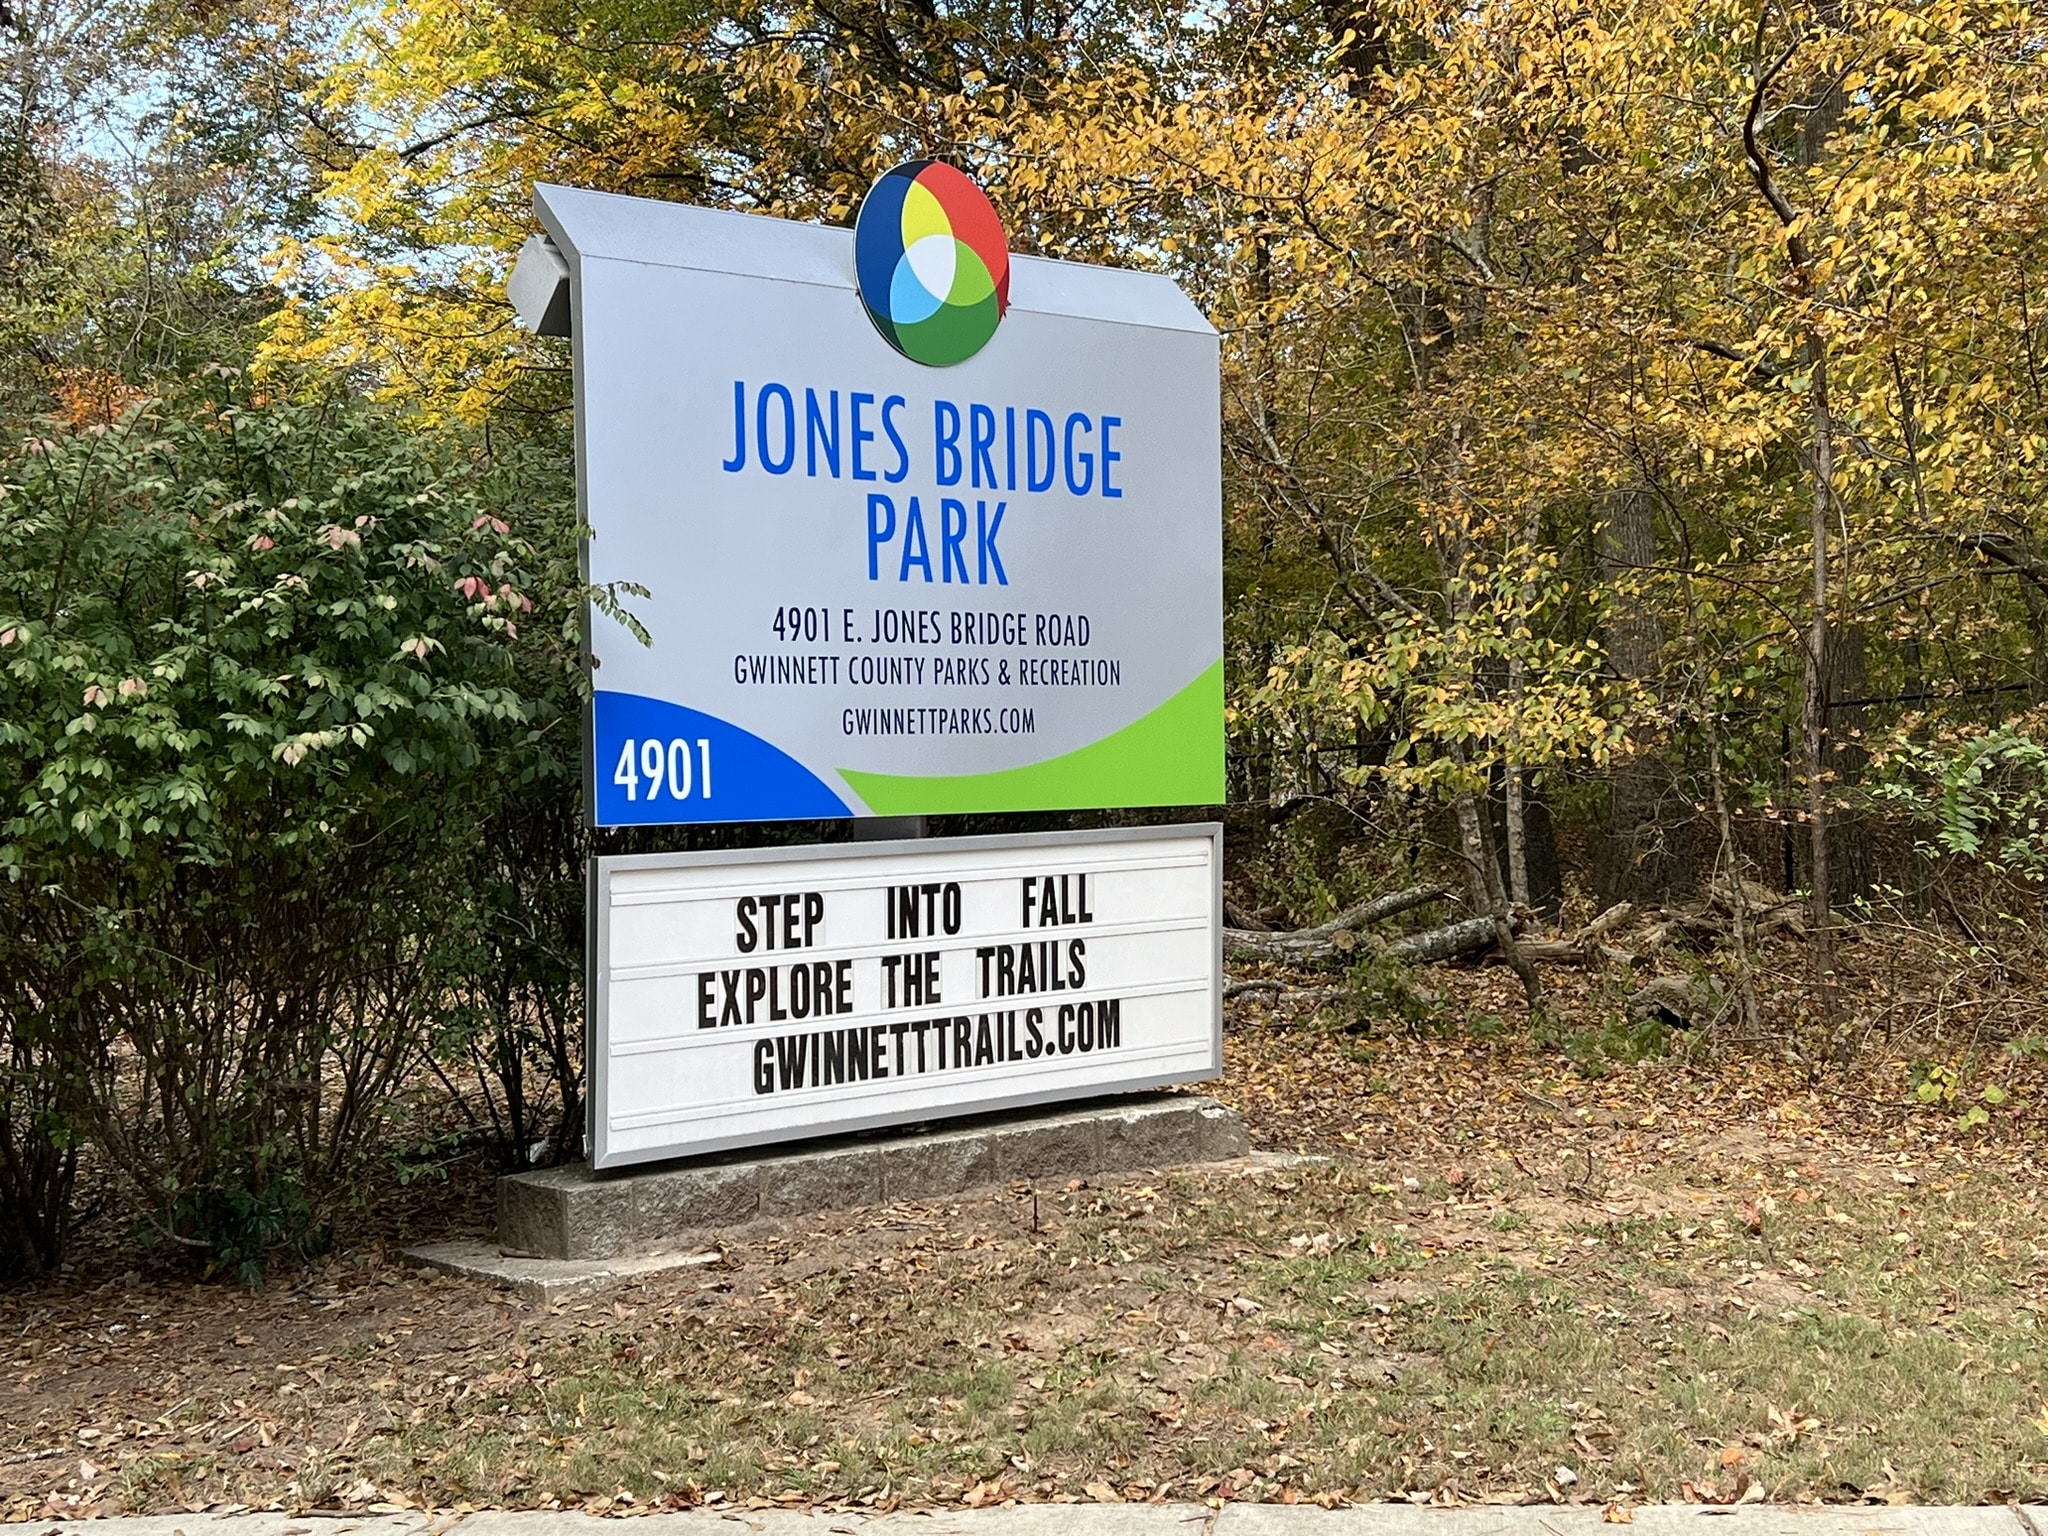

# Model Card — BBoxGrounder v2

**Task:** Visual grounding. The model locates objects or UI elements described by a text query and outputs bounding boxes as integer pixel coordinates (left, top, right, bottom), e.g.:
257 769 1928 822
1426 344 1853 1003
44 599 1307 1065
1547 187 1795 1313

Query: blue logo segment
592 691 853 825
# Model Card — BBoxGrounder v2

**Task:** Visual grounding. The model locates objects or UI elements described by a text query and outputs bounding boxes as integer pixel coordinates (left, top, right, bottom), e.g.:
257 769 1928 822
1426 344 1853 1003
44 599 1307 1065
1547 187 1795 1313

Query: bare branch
1230 415 1427 627
1742 16 1810 270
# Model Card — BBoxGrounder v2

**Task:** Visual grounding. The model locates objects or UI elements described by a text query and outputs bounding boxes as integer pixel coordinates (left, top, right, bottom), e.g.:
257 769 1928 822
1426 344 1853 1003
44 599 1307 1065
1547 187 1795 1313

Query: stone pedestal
498 1092 1247 1262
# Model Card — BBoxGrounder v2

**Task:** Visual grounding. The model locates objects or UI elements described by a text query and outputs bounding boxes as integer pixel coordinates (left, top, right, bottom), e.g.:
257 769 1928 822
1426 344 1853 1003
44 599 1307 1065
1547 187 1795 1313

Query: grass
11 1021 2048 1518
317 1164 2048 1510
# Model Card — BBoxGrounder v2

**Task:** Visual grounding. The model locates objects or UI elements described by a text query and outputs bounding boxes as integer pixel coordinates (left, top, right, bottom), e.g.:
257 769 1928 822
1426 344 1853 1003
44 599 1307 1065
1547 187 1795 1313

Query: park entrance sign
587 826 1221 1168
512 171 1229 1172
523 178 1223 826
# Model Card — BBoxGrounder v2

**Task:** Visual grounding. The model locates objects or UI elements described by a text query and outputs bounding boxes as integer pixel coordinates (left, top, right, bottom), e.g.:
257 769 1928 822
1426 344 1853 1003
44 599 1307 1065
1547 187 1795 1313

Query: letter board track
588 825 1221 1167
532 182 1223 826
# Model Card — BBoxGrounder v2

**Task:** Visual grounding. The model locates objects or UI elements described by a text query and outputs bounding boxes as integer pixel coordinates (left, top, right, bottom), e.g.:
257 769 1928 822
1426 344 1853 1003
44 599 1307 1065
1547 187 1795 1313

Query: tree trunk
1743 21 1836 952
1823 624 1875 904
1803 336 1835 936
1504 761 1528 907
1520 778 1563 914
1505 610 1530 911
1488 765 1561 915
1597 484 1688 905
1504 503 1538 913
1454 779 1540 1007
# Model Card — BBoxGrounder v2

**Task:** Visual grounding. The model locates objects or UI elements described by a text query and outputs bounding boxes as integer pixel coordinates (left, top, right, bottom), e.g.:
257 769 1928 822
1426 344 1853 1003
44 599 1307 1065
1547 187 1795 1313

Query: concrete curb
16 1504 2038 1536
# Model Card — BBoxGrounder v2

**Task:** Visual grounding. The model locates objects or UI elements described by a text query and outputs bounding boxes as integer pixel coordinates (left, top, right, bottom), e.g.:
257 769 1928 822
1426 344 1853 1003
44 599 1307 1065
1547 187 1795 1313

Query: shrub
423 430 590 1172
0 377 549 1279
1872 715 2048 884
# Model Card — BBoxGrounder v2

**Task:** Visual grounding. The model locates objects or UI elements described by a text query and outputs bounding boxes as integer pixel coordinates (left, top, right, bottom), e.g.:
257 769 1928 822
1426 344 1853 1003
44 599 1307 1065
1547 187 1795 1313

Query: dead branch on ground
1223 883 1453 965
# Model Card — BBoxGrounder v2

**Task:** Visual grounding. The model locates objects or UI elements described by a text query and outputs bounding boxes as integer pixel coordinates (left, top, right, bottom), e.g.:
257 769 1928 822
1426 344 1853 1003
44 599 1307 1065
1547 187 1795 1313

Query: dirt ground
7 970 2048 1521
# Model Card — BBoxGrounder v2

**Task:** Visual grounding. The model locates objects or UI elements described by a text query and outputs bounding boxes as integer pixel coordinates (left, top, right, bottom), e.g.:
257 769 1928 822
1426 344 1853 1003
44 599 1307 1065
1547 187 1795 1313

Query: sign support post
854 817 927 841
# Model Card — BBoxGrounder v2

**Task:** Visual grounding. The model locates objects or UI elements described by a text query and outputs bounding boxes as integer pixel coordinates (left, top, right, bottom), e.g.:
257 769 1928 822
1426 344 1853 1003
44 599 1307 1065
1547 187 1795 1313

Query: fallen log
1639 883 1806 954
1484 902 1640 967
1222 978 1287 1000
1491 938 1638 967
1222 911 1515 1012
1383 914 1508 965
1343 883 1458 928
1706 877 1806 936
1222 883 1453 964
1576 901 1635 945
1223 898 1271 931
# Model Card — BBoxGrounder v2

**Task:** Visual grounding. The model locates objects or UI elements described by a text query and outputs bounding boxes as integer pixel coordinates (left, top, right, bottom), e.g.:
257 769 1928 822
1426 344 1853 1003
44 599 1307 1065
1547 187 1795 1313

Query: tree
275 0 2048 1022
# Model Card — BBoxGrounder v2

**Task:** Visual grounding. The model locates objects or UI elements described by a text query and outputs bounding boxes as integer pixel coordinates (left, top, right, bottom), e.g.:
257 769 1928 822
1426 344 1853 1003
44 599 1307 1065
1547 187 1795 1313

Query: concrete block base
494 1092 1247 1262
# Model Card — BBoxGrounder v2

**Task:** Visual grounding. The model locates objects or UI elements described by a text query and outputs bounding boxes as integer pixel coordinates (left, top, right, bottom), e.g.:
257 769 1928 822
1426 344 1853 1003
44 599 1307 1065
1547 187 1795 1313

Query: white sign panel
589 826 1222 1167
531 180 1223 827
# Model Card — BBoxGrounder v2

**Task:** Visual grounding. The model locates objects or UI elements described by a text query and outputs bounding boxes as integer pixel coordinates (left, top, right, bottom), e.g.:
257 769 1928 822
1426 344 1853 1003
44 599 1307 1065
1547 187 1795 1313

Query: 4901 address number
612 737 713 803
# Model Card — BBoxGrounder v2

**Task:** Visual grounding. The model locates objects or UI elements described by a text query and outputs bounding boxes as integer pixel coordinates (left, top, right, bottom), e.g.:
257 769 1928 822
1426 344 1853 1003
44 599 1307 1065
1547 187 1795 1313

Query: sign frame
525 181 1224 830
585 823 1223 1168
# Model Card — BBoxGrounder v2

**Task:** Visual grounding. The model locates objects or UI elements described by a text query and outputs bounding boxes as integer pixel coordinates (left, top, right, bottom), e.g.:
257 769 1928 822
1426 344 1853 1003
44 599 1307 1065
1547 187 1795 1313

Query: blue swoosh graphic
592 691 853 825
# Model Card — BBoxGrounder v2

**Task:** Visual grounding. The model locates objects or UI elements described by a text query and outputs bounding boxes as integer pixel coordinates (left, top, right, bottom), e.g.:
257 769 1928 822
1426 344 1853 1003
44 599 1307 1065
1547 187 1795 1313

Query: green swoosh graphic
840 660 1224 814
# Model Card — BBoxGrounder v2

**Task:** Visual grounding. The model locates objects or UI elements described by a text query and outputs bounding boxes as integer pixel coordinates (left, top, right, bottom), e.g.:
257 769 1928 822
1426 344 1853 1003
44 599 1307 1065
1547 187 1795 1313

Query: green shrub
168 1172 330 1286
0 376 553 1279
424 431 590 1171
1872 717 2048 882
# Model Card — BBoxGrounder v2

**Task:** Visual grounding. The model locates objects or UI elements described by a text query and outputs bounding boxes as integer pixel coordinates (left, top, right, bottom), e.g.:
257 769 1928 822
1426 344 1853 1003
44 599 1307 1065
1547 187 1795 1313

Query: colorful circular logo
854 160 1010 366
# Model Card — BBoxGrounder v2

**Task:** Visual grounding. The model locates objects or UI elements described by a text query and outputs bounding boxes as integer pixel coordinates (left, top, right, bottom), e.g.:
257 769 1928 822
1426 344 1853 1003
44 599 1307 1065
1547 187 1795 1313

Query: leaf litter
8 999 2048 1519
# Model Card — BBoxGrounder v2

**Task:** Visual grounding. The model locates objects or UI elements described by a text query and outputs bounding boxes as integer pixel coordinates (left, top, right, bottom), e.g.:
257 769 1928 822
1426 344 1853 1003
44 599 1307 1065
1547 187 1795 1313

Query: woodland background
3 0 2048 1285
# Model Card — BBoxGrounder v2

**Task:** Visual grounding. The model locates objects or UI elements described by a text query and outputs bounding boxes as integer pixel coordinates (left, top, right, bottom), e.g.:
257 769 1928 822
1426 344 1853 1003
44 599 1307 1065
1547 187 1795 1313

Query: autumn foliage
4 0 2048 1278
